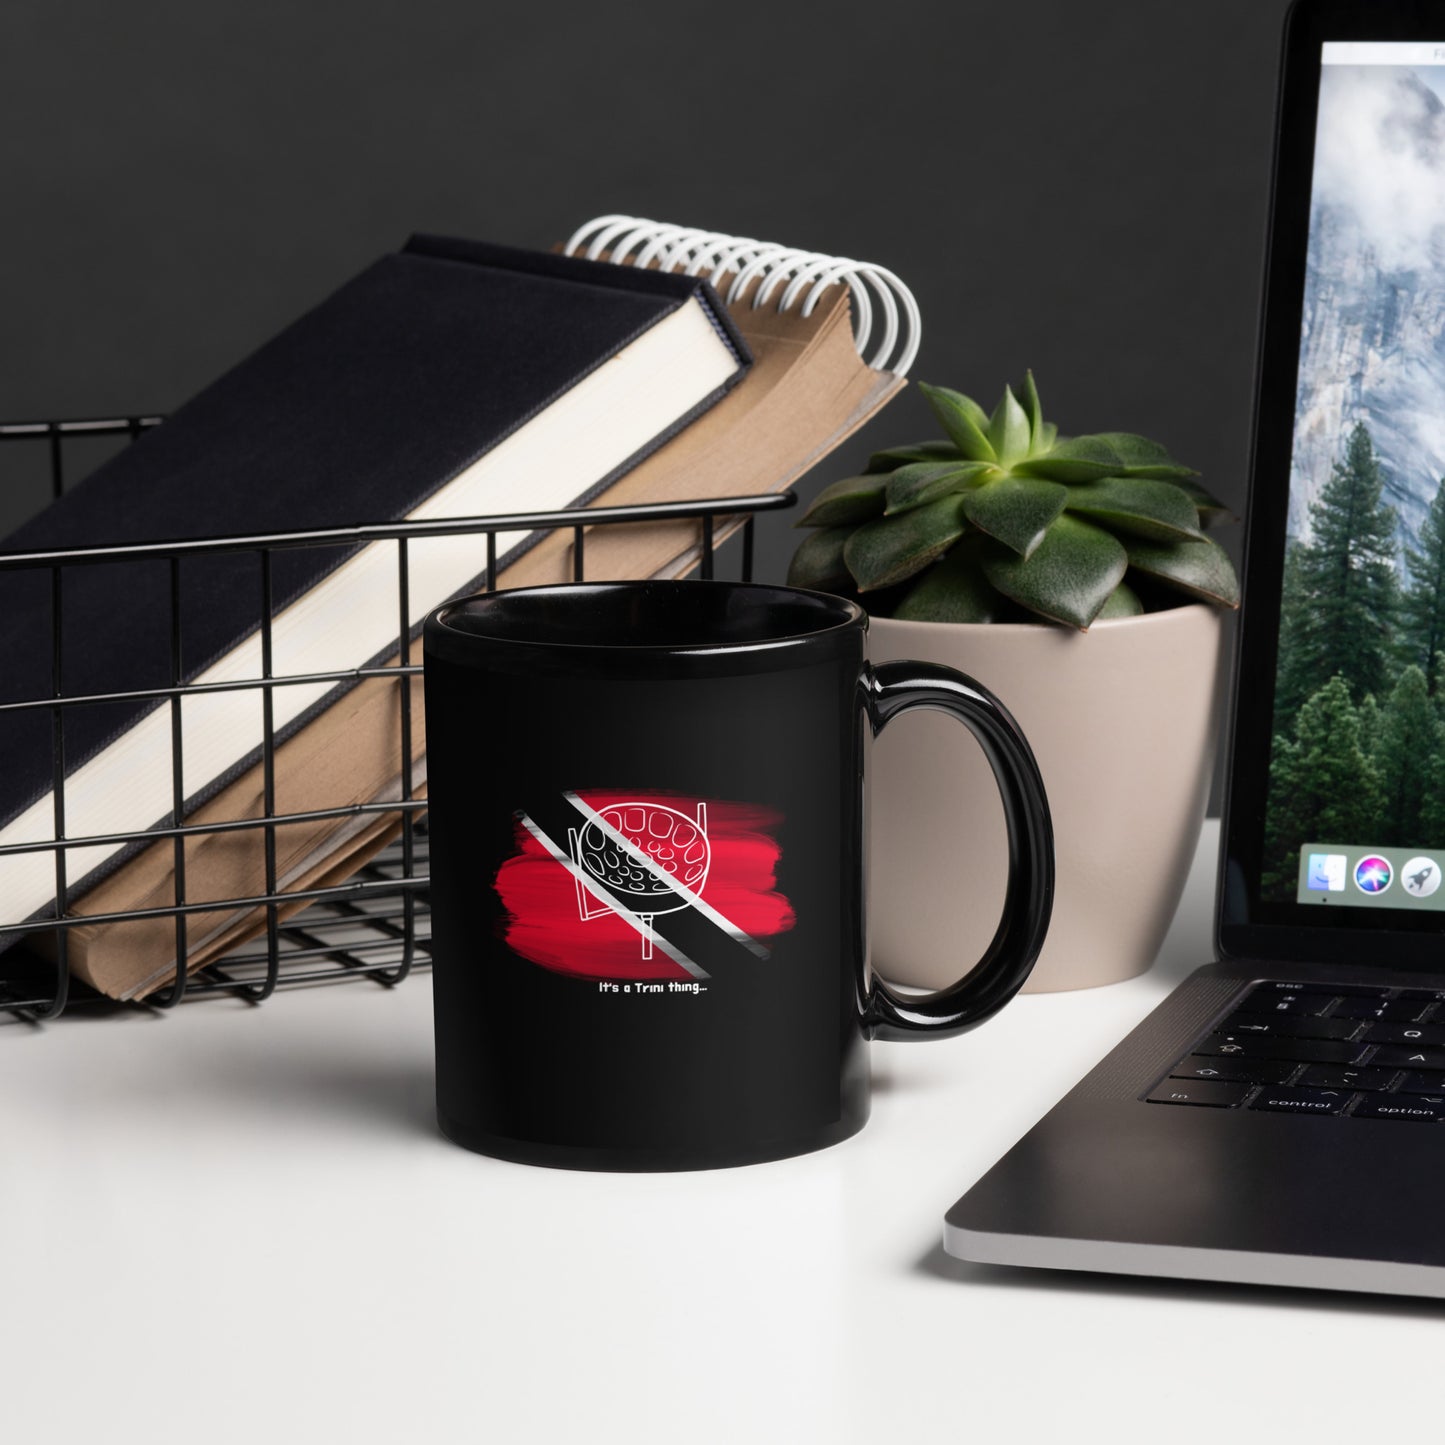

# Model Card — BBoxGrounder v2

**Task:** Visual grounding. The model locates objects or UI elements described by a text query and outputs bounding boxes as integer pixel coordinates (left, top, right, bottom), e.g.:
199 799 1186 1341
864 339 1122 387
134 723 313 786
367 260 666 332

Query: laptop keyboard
1147 981 1445 1120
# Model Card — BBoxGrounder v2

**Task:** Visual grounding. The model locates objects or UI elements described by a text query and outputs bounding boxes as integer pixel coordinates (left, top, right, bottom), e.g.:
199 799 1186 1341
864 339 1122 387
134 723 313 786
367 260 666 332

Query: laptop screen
1264 40 1445 919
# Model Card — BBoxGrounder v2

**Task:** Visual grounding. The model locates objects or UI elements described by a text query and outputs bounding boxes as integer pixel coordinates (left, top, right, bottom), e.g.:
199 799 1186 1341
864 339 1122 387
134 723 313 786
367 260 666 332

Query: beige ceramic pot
866 604 1224 992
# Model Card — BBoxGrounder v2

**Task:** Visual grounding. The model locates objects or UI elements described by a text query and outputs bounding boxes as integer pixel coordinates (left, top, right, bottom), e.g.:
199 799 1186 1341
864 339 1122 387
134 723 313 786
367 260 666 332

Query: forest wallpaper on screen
1263 61 1445 899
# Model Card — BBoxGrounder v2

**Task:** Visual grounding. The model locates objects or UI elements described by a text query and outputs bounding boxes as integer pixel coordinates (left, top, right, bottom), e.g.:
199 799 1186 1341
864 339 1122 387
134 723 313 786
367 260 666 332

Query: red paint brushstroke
494 790 795 981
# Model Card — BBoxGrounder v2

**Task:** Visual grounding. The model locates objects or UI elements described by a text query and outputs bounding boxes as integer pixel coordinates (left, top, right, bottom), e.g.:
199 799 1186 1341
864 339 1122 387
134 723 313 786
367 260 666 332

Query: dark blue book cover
0 234 748 926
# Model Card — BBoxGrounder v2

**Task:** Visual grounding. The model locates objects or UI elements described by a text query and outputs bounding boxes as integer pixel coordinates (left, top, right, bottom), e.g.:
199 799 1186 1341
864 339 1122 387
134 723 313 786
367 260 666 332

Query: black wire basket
0 415 794 1023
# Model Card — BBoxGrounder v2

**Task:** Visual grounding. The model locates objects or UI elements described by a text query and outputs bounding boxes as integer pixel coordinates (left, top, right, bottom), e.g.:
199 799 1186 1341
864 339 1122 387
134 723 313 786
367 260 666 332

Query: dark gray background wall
0 0 1291 587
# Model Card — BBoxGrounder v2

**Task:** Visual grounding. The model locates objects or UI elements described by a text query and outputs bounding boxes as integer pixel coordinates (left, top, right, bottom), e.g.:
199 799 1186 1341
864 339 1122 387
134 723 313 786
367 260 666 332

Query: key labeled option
1353 1097 1445 1122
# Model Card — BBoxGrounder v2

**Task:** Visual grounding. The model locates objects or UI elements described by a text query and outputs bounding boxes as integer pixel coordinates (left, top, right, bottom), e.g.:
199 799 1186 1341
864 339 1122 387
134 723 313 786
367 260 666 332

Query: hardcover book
0 232 749 980
8 216 920 1001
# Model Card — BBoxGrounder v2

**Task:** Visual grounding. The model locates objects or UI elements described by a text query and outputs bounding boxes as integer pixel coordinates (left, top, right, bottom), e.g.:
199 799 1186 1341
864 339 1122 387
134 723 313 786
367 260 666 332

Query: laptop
943 0 1445 1299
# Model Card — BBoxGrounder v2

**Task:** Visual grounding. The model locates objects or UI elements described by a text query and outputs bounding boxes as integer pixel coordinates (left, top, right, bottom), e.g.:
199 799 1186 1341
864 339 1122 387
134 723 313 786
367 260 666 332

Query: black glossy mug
423 580 1053 1170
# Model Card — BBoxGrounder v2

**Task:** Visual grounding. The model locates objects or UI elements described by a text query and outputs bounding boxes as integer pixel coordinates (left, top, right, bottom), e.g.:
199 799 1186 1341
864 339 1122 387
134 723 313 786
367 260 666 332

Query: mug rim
426 579 868 656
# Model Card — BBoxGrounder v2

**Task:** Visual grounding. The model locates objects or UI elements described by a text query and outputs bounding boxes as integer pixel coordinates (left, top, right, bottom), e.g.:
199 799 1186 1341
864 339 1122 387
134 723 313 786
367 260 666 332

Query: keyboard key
1147 982 1445 1123
1231 991 1337 1017
1249 1086 1354 1115
1297 1065 1396 1091
1353 1097 1445 1122
1333 998 1432 1022
1224 1016 1363 1041
1170 1056 1295 1085
1362 1022 1445 1046
1147 1081 1253 1108
1198 1036 1366 1064
1247 982 1383 998
1367 1046 1445 1069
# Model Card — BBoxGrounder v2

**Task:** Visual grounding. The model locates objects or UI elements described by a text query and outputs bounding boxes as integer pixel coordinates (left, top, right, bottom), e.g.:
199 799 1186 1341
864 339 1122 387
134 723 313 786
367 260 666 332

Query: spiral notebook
499 215 919 587
48 217 919 999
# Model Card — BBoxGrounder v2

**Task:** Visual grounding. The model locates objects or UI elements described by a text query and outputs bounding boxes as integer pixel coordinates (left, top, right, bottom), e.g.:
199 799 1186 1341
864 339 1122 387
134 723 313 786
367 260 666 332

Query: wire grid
0 416 793 1022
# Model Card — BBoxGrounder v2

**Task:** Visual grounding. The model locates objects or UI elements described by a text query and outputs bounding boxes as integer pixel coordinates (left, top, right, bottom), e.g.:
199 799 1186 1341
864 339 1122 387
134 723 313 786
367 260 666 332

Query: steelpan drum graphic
568 802 710 959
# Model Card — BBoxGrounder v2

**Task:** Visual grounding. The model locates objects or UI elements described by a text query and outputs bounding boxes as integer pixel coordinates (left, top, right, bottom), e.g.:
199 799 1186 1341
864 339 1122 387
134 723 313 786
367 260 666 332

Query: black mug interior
432 580 863 651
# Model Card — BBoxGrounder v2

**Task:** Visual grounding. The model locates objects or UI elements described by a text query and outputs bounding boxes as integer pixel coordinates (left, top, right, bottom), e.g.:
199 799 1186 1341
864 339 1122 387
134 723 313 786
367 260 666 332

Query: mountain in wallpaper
1290 64 1445 555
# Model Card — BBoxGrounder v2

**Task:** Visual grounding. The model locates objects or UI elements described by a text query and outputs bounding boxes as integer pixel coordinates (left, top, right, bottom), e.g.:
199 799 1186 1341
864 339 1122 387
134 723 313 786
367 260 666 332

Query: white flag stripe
515 812 709 981
562 791 770 960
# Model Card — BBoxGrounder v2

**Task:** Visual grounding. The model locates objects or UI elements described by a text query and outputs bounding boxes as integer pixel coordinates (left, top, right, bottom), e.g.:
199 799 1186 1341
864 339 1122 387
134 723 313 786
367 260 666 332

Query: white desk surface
5 818 1441 1445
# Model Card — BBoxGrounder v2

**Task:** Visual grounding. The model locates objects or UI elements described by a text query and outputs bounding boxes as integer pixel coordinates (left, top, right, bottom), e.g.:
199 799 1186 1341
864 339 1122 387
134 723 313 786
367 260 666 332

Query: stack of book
0 216 919 1000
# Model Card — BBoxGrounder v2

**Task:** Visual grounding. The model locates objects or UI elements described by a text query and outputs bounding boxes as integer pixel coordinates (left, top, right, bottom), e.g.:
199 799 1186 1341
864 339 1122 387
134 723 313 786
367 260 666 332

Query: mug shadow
868 1064 944 1097
914 1240 1445 1318
200 1046 438 1141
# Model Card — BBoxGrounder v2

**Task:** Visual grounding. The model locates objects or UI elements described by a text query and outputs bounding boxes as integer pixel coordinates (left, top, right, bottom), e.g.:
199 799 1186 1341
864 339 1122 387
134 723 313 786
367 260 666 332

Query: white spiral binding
562 214 921 376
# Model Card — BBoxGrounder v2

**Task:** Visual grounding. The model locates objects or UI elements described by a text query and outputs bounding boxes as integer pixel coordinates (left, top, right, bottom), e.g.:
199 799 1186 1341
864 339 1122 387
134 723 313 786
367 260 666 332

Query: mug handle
861 659 1055 1041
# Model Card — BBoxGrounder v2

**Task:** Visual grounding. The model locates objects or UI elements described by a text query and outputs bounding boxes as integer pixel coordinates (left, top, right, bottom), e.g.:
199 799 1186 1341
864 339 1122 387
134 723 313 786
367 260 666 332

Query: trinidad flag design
495 790 795 982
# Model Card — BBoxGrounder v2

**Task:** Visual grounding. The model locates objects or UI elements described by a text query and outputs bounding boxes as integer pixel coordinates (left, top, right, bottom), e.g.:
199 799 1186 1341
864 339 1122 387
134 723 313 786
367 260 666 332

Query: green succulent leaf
1173 477 1235 528
1012 434 1127 483
866 440 965 473
885 460 996 515
923 383 990 433
980 514 1129 629
844 495 967 592
1014 431 1198 485
1022 371 1044 451
1088 432 1198 480
1125 535 1240 607
892 545 1000 623
961 475 1069 558
786 525 856 591
1063 476 1205 543
987 385 1032 464
1096 579 1144 619
916 383 997 462
806 375 1233 624
796 474 887 528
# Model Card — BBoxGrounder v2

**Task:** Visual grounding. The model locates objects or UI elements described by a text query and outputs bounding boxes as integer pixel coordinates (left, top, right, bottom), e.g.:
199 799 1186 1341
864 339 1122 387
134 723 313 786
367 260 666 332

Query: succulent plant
787 374 1239 629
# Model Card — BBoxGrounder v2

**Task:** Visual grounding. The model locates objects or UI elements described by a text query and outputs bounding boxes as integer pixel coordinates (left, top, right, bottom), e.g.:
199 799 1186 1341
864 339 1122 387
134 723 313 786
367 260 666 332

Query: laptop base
944 961 1445 1299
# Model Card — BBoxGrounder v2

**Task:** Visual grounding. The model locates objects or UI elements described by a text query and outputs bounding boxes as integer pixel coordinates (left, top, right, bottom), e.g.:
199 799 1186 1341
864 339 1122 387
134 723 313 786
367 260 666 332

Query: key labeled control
1249 1087 1352 1115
